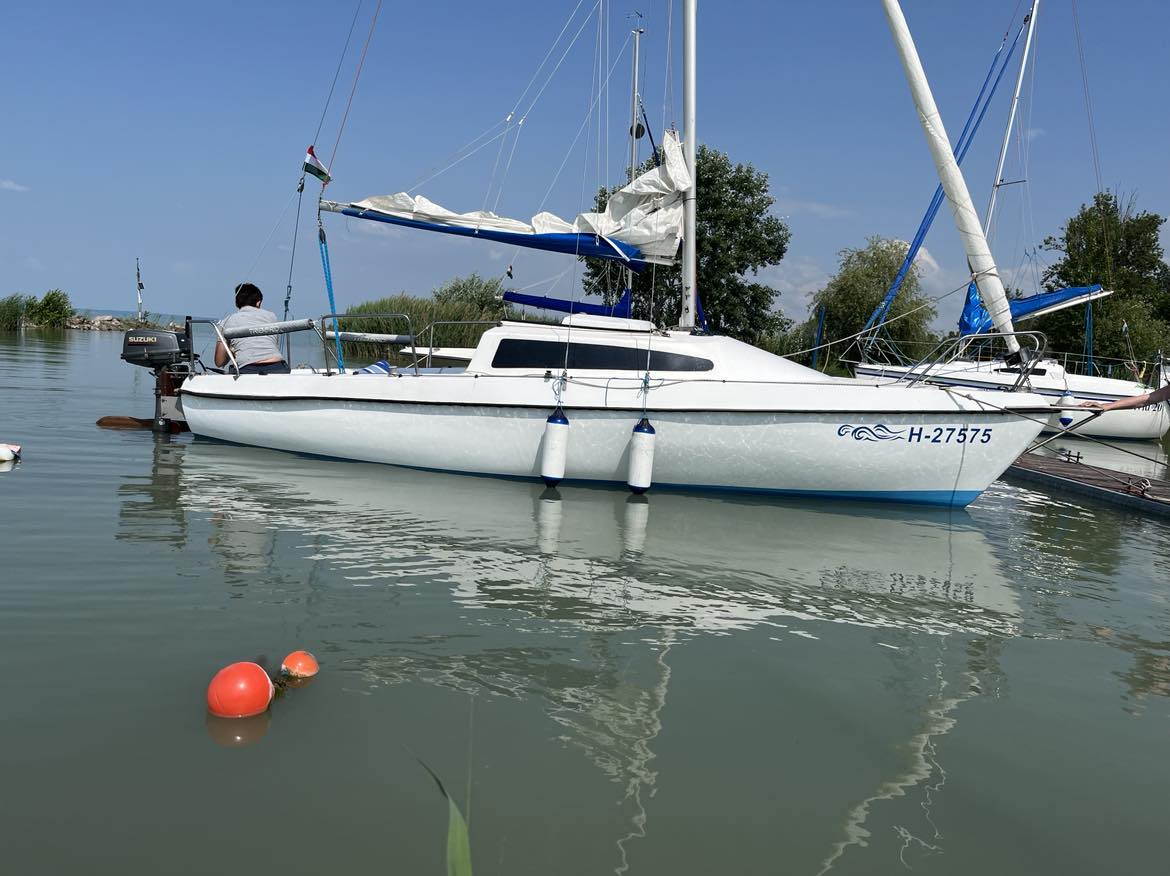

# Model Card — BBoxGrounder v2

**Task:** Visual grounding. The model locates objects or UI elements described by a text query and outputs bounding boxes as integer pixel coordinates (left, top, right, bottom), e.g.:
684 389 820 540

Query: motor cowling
121 329 190 370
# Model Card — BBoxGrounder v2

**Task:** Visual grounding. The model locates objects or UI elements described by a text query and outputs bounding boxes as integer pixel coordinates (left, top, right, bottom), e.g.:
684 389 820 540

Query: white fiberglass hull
180 371 1046 507
855 360 1170 441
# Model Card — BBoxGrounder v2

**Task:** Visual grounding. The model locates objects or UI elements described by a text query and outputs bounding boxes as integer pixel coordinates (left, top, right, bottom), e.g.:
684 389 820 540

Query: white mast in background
679 0 697 329
882 0 1020 354
627 19 644 298
136 258 144 322
985 0 1040 233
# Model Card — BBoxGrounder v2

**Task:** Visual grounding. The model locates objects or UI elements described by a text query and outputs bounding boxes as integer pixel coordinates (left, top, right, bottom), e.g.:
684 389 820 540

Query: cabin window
993 366 1048 376
491 339 713 372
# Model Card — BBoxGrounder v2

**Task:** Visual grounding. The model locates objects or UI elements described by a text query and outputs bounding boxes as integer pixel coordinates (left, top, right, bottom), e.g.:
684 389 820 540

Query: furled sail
957 283 1112 336
320 130 692 271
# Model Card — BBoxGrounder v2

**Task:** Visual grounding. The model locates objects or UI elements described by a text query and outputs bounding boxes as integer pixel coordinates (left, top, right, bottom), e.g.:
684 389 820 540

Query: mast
627 20 644 296
135 257 144 322
679 0 697 329
881 0 1020 354
985 0 1039 232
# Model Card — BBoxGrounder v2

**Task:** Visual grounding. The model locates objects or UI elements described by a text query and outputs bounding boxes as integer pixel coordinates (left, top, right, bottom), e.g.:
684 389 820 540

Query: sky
2 0 1168 329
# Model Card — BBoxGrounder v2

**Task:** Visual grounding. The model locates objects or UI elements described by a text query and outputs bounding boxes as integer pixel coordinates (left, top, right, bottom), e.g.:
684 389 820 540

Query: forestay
320 130 692 270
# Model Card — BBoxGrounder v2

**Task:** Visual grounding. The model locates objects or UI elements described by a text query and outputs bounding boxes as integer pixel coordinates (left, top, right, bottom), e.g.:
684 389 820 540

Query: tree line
580 147 1170 370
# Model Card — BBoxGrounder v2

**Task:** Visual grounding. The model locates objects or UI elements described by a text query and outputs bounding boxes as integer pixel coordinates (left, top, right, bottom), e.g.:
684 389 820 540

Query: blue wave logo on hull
836 424 907 442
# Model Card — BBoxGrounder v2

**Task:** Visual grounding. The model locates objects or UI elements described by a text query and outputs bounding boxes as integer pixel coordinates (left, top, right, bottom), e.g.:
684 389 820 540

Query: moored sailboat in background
856 0 1170 441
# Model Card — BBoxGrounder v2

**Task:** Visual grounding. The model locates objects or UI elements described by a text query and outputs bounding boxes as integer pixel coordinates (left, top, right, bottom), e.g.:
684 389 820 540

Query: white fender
540 408 569 487
1057 393 1076 428
627 418 656 494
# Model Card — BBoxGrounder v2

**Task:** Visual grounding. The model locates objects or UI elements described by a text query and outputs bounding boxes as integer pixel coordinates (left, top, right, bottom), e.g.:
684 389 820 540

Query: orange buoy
206 661 274 718
281 650 319 679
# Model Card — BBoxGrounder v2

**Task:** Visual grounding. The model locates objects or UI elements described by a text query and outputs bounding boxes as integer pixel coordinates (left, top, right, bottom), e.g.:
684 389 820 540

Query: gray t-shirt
218 306 284 368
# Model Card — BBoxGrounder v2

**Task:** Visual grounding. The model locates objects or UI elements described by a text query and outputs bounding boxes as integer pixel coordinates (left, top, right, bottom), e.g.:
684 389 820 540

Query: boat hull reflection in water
174 441 1019 637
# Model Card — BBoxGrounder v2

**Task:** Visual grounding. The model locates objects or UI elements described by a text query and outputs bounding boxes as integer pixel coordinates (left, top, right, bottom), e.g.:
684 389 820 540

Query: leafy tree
583 145 792 341
1033 191 1170 361
432 273 504 312
24 289 74 328
806 237 937 369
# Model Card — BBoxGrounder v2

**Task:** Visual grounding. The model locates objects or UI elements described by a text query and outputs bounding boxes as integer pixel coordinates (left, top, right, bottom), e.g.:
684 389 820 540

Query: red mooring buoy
281 650 320 679
206 661 274 718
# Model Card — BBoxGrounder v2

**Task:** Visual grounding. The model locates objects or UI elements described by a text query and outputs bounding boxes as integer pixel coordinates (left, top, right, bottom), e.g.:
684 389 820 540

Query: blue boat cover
958 283 1105 335
332 207 651 272
504 288 633 317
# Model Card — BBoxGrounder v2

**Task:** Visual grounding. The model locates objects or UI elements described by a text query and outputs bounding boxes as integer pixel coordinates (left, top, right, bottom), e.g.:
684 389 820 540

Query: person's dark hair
234 282 263 309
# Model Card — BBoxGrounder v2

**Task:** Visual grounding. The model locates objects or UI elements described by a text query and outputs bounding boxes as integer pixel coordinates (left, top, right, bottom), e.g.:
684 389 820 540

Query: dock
1005 451 1170 517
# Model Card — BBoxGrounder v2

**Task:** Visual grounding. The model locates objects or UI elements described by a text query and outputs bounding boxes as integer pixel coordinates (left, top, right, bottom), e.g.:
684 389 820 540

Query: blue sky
2 1 1167 327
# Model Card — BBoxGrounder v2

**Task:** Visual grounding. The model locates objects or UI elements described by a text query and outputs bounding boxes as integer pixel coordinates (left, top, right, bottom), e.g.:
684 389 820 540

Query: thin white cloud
1025 127 1045 142
0 178 29 192
913 245 941 275
349 219 401 238
755 258 831 319
774 198 857 220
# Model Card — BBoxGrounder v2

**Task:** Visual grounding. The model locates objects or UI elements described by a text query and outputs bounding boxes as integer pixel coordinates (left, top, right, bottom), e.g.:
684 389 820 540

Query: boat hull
181 374 1046 507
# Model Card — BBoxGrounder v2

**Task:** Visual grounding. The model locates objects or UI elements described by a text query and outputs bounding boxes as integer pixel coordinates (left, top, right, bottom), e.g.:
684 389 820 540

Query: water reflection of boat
171 441 1021 638
123 437 1026 871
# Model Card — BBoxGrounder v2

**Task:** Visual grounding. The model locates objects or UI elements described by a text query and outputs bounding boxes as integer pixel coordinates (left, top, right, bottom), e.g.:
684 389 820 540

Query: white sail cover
322 130 692 265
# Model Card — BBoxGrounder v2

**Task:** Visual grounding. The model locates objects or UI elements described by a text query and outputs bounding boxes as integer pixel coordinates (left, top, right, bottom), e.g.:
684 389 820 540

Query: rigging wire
1070 0 1113 288
242 188 300 280
313 1 364 147
503 32 633 278
327 0 384 173
282 0 363 344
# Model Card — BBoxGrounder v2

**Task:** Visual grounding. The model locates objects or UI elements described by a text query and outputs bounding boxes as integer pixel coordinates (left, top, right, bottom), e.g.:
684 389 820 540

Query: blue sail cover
504 288 633 317
327 206 651 271
319 130 692 275
958 283 1107 335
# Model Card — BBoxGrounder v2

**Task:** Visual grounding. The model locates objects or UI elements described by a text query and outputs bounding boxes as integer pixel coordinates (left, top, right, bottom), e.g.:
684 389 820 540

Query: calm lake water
3 329 1170 875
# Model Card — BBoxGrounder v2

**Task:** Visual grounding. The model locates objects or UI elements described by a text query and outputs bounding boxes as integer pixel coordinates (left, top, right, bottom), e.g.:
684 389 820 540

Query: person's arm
1088 383 1170 412
214 339 229 367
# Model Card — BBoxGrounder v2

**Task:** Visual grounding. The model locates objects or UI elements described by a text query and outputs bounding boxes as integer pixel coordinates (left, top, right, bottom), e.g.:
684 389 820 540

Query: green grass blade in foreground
413 755 473 876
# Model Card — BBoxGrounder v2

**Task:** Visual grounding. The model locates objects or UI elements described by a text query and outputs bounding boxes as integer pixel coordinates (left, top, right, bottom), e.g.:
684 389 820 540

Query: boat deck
1005 451 1170 517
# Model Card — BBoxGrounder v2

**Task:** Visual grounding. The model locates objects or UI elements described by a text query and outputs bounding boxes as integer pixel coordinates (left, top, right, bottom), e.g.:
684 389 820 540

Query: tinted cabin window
492 339 713 371
994 366 1048 376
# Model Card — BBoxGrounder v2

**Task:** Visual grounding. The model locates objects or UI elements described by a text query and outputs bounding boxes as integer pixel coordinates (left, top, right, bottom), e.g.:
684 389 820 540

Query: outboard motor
120 323 194 432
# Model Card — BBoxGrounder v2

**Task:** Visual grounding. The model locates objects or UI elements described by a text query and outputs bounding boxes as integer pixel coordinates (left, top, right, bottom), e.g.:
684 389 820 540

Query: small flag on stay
303 145 332 184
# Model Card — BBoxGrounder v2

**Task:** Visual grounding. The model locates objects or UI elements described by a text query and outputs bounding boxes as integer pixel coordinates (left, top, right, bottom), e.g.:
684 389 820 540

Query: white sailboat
175 0 1052 507
856 0 1170 441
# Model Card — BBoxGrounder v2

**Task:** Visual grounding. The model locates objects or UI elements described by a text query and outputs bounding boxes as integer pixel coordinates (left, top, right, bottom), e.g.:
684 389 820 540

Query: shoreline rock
64 314 181 332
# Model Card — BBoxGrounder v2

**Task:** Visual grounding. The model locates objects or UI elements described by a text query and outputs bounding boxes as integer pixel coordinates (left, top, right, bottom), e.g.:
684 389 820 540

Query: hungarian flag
303 145 331 184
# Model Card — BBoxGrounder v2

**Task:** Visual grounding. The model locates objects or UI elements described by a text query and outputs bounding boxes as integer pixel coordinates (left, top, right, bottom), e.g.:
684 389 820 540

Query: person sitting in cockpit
214 283 290 374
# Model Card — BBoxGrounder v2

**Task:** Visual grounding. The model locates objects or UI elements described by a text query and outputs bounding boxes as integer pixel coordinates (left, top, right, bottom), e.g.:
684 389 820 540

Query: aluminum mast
627 20 644 297
985 0 1040 232
679 0 697 329
882 0 1020 354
